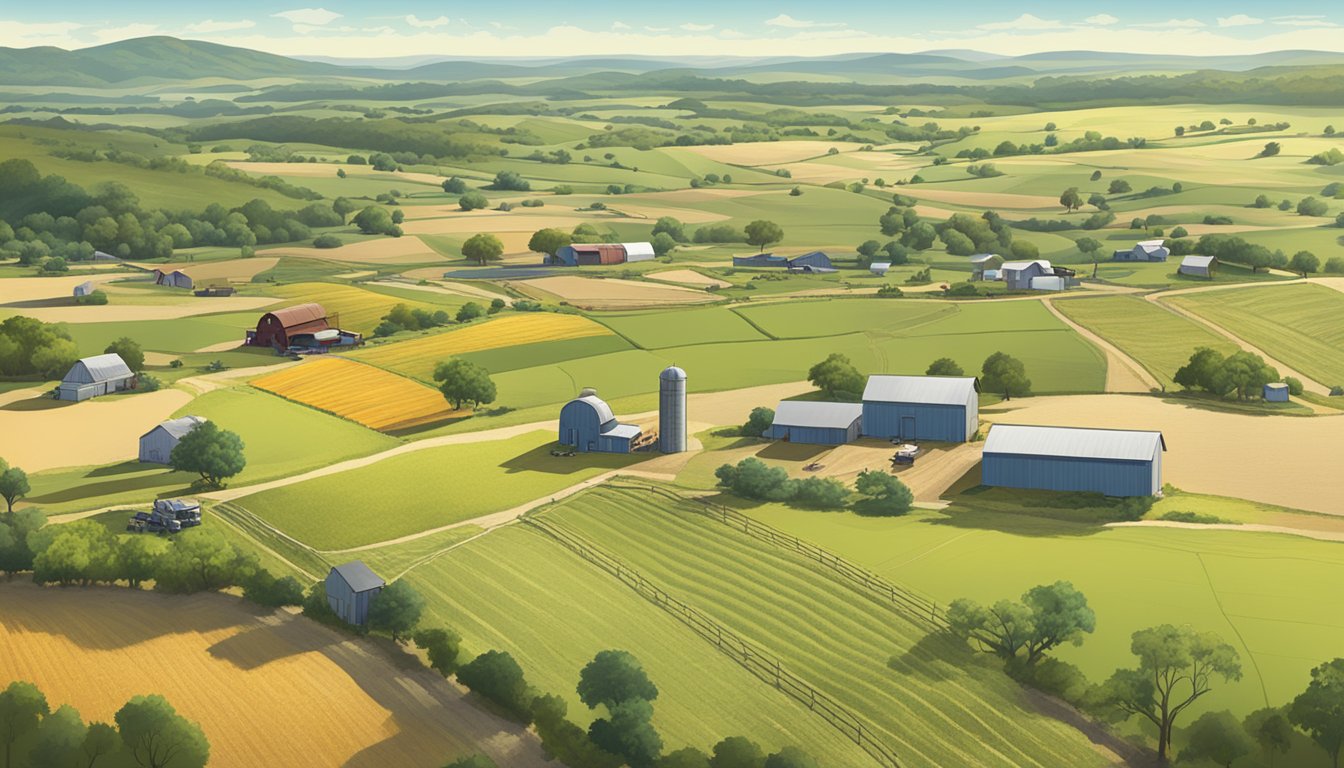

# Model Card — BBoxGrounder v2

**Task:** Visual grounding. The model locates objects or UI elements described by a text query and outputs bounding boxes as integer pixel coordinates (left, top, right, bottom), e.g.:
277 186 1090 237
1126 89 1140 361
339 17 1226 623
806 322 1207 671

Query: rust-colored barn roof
267 303 328 331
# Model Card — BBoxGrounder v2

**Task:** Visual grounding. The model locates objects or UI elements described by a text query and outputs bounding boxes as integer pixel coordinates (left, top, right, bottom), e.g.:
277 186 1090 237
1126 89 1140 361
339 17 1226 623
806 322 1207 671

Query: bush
243 571 305 607
1283 376 1304 396
312 234 342 248
789 477 849 509
457 650 534 723
741 407 774 438
459 191 489 211
715 458 791 501
74 289 108 305
1160 510 1231 525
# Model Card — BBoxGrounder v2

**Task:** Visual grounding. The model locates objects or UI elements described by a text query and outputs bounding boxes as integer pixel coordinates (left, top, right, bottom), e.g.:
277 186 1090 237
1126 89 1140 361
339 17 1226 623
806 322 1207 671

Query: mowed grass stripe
407 526 875 765
251 357 458 431
351 313 616 382
1053 295 1236 385
1168 283 1344 387
593 306 769 348
546 487 1108 768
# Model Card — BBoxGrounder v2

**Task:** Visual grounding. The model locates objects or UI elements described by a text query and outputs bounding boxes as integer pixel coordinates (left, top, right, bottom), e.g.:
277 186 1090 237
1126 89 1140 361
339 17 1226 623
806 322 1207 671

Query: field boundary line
521 515 905 768
1195 552 1271 710
212 501 328 582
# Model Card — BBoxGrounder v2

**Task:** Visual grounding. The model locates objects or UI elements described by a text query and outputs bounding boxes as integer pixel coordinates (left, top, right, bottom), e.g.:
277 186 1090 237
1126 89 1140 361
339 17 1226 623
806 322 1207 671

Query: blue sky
2 2 1343 58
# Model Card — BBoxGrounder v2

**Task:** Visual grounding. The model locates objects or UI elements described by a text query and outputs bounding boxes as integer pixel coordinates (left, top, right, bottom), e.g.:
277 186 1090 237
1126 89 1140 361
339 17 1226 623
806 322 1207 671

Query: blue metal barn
325 561 385 626
767 401 863 445
559 394 641 453
981 424 1166 497
1264 383 1289 402
861 375 979 443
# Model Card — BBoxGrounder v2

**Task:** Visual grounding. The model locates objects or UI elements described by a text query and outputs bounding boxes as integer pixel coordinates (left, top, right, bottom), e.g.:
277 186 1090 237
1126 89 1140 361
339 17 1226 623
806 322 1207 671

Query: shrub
312 234 342 248
790 477 849 510
74 289 108 305
741 407 774 438
715 458 792 501
457 650 534 723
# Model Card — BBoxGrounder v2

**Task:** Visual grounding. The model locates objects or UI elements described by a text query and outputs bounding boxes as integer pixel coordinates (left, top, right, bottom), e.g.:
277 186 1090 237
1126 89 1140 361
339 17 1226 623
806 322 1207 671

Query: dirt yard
983 394 1344 515
0 583 549 768
645 269 732 288
0 386 193 472
262 237 444 265
513 275 717 308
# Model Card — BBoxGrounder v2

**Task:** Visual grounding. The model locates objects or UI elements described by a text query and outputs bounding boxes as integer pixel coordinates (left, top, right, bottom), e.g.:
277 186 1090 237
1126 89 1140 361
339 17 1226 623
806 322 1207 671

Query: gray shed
57 353 135 402
982 424 1165 497
1178 255 1216 279
767 401 864 445
73 280 96 297
139 415 207 464
999 260 1053 290
325 561 385 626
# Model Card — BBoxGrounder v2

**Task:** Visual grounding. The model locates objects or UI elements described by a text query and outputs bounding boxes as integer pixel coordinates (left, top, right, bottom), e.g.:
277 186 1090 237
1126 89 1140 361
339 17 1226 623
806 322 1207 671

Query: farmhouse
767 401 863 445
1179 255 1217 279
152 269 194 289
72 280 95 297
138 415 206 464
1112 239 1170 262
862 375 979 443
554 242 655 266
325 561 385 626
970 254 1004 281
1000 260 1052 290
732 252 835 273
246 303 361 351
982 424 1165 497
57 353 135 402
559 391 642 453
1264 382 1289 402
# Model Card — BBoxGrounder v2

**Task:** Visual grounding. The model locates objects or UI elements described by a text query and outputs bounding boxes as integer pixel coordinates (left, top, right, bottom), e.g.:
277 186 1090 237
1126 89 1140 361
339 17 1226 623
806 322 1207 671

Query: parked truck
127 499 202 534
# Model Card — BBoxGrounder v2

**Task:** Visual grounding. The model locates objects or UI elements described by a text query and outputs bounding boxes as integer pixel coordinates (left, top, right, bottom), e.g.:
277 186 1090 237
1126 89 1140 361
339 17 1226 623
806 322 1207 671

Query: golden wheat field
352 312 614 381
0 583 549 768
265 282 440 335
252 357 459 431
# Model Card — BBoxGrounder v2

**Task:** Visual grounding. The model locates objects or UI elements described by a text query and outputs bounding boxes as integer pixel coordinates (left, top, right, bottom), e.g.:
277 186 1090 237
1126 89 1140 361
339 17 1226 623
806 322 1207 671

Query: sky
3 2 1344 59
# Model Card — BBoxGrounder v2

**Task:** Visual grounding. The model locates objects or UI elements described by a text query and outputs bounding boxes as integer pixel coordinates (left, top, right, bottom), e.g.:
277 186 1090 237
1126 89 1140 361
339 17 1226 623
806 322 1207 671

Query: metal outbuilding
1264 382 1290 402
1178 255 1216 279
559 393 642 453
152 269 194 289
1112 239 1170 262
982 424 1166 497
57 353 135 402
659 366 687 453
862 375 980 443
999 260 1053 290
73 280 96 297
325 561 385 626
970 254 1004 281
139 415 207 464
768 401 863 445
554 242 654 266
869 262 892 277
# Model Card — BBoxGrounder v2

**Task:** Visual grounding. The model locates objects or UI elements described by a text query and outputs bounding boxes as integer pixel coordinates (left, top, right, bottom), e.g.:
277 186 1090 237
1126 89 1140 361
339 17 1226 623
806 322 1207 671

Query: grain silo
659 366 687 453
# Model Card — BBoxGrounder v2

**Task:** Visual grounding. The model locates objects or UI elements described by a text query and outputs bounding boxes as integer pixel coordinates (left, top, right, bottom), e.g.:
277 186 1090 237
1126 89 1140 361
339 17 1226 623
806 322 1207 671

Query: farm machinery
127 499 202 534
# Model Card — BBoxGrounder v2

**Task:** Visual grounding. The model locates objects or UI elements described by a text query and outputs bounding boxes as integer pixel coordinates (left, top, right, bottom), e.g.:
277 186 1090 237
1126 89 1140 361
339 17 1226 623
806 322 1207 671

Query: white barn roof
984 424 1166 462
65 353 133 384
621 242 655 260
146 415 207 440
1181 255 1215 269
772 401 863 429
570 394 616 425
863 375 979 406
969 253 1001 264
604 423 643 439
1000 260 1052 272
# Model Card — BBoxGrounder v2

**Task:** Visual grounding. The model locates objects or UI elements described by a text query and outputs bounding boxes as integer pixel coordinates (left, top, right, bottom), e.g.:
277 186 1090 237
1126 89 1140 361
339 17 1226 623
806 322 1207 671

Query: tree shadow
25 471 196 505
0 297 76 309
87 460 161 478
755 442 827 462
920 507 1109 538
0 395 66 412
500 442 647 476
888 629 978 682
0 583 243 651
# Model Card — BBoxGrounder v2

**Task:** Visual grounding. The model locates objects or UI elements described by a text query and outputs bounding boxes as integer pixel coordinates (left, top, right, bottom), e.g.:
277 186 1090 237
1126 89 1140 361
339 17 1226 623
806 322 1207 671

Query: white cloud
611 21 631 30
977 14 1065 31
92 23 158 43
643 26 670 32
272 8 342 26
185 19 256 33
1085 14 1119 26
764 14 845 29
1218 14 1264 27
680 23 715 32
1133 18 1206 29
1273 16 1336 27
0 20 84 47
405 15 449 29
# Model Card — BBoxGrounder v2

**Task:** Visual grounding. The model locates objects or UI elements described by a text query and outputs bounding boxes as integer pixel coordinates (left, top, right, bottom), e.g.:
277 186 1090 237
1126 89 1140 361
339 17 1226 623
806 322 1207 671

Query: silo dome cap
660 366 687 381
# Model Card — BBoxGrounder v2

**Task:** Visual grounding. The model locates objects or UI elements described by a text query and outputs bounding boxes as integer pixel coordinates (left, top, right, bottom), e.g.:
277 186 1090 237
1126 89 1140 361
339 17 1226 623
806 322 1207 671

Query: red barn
250 303 330 349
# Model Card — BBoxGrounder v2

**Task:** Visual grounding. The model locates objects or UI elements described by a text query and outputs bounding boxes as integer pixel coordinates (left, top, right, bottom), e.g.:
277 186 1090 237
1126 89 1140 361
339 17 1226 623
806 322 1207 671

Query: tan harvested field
983 394 1344 515
335 270 378 279
0 583 548 768
0 386 191 472
646 269 732 288
677 140 859 165
0 296 279 324
251 357 461 431
618 188 766 204
905 187 1063 210
222 162 444 187
605 201 728 223
128 258 280 283
369 279 500 301
516 275 716 309
263 236 444 265
0 274 124 304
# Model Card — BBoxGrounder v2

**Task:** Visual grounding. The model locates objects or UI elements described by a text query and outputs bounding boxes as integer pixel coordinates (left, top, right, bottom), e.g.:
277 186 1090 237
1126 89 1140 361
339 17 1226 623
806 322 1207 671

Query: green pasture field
1093 259 1289 288
593 305 769 348
1053 295 1237 384
733 299 955 338
237 430 644 549
261 281 443 335
1168 283 1344 387
532 485 1111 768
406 524 877 765
456 335 633 374
60 312 261 355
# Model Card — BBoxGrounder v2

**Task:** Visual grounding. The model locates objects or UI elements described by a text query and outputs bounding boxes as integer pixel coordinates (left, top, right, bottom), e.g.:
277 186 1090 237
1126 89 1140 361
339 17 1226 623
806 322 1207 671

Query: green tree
433 358 497 410
456 302 485 323
413 627 463 677
352 206 399 236
926 358 964 377
741 407 774 438
103 337 144 373
1174 347 1225 392
0 462 30 515
1059 187 1083 212
710 736 765 768
714 458 792 502
981 352 1031 398
30 704 87 768
118 536 166 589
853 470 914 516
1076 236 1103 277
1289 658 1344 768
457 650 533 722
527 228 571 257
651 216 686 242
0 508 44 577
1253 194 1273 208
461 233 503 265
1244 707 1293 768
82 722 121 768
458 191 489 211
947 581 1095 666
650 232 678 257
588 699 662 768
1179 710 1254 768
168 421 245 488
807 353 864 398
442 176 467 194
1108 179 1132 195
1089 625 1242 762
491 170 530 191
0 681 48 768
764 747 819 768
332 196 359 223
1298 197 1329 217
153 528 256 594
857 239 882 258
1009 240 1040 260
659 747 712 768
114 695 209 768
1259 141 1281 157
32 521 117 587
1290 250 1320 276
578 650 659 710
790 477 849 509
743 220 783 252
367 579 424 642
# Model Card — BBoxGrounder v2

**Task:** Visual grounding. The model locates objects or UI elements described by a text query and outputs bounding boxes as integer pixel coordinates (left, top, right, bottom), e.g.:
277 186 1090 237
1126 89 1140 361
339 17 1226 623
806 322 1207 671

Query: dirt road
1043 297 1158 393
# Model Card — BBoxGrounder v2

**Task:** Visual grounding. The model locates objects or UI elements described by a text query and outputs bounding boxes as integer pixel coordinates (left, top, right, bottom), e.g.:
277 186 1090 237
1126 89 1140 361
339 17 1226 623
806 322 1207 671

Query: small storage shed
732 253 789 268
861 375 980 443
982 424 1166 497
999 260 1053 290
1179 255 1216 279
325 561 385 626
555 243 652 266
869 262 892 277
970 254 1003 281
767 401 863 445
152 269 194 289
73 280 95 297
1264 382 1290 402
1029 275 1067 291
57 353 135 402
139 415 207 464
1112 239 1170 262
558 393 642 453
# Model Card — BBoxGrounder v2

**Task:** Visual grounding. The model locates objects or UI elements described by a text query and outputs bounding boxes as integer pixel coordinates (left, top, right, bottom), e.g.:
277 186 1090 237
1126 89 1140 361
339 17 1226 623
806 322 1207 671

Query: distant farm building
92 250 118 261
732 251 835 273
1112 239 1170 262
1178 255 1216 279
999 260 1075 291
72 280 95 297
57 353 135 402
768 401 863 446
152 269 194 289
970 254 1004 281
559 391 642 453
982 424 1166 497
246 303 361 351
869 262 892 277
195 286 236 297
1264 382 1290 402
139 415 207 464
862 375 980 443
554 242 655 266
325 561 385 626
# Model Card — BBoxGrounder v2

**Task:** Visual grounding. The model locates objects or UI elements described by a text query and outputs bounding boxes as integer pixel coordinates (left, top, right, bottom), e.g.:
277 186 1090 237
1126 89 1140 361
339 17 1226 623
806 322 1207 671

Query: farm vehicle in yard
127 499 202 534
